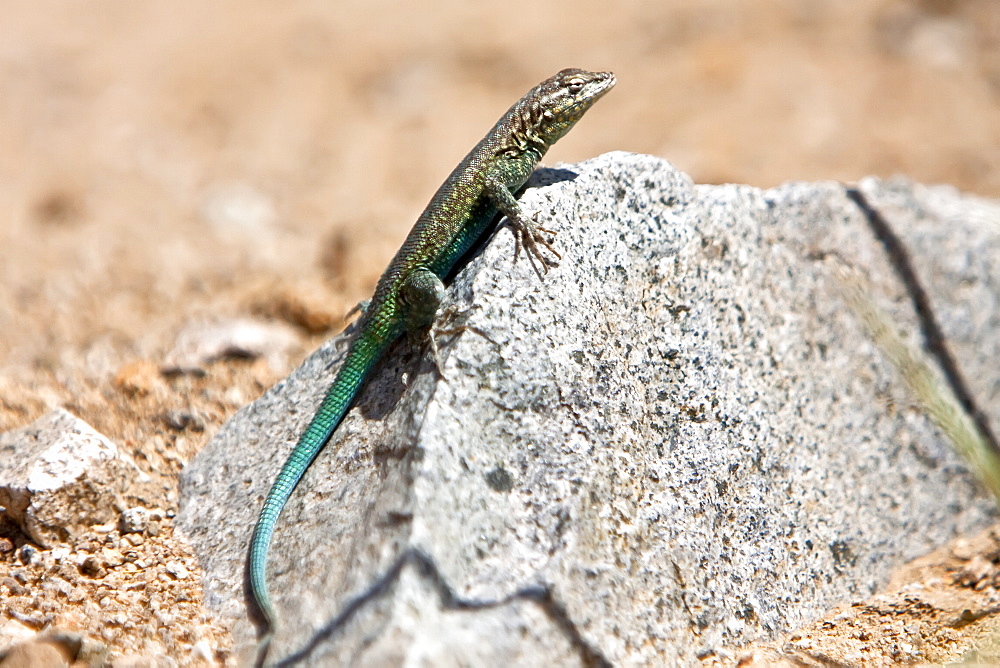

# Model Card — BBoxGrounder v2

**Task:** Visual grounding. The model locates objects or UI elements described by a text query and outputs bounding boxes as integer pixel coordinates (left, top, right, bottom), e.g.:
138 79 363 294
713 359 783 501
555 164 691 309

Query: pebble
118 508 150 535
17 545 40 566
164 561 189 580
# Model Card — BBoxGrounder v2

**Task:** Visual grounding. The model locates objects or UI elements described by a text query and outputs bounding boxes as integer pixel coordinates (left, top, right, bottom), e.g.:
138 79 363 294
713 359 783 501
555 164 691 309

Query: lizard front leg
484 174 561 278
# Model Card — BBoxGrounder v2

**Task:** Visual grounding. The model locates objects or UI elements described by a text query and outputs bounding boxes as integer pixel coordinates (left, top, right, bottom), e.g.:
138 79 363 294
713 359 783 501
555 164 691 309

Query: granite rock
177 153 999 665
0 409 152 548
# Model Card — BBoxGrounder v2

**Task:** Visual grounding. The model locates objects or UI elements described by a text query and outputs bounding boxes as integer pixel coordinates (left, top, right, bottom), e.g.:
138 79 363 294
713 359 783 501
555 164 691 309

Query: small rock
79 556 106 579
951 537 977 560
40 576 73 597
955 555 993 588
189 639 213 661
0 630 84 667
164 561 188 580
0 410 152 548
101 548 125 568
118 508 149 535
16 545 39 566
0 640 67 668
161 411 204 432
162 318 299 374
2 578 28 596
0 618 35 651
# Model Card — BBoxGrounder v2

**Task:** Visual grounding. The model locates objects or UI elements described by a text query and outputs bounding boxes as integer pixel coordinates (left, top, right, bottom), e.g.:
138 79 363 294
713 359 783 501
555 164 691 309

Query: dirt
721 524 1000 666
1 0 999 665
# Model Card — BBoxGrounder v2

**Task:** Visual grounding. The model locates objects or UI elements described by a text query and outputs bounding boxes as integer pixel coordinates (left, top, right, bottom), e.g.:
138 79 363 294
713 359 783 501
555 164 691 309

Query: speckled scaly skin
248 68 616 660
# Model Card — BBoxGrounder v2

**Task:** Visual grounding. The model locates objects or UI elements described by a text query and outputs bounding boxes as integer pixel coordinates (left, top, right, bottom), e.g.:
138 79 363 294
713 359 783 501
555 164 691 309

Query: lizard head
529 68 616 145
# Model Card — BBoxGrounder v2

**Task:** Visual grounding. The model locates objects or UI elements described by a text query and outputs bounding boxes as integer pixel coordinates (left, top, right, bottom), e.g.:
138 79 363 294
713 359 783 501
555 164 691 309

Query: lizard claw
508 214 561 279
428 303 497 376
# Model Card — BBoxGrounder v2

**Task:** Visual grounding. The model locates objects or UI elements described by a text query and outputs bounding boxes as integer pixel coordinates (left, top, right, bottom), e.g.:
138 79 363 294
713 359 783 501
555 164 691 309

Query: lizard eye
566 80 584 94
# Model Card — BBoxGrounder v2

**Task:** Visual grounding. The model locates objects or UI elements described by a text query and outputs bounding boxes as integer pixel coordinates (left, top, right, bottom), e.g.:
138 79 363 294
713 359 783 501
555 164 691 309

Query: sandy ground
1 0 999 664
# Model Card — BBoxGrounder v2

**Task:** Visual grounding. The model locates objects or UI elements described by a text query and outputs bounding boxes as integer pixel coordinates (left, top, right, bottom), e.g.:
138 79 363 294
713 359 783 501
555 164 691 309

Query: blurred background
1 0 999 427
0 1 999 659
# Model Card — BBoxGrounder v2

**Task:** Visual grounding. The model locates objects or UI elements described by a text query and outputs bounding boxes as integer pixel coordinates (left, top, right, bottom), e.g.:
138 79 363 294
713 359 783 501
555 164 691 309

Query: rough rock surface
177 153 999 665
0 409 154 548
725 523 1000 666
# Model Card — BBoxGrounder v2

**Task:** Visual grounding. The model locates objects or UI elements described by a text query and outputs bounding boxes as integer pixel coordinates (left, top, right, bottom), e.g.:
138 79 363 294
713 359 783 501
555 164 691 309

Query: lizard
248 67 616 659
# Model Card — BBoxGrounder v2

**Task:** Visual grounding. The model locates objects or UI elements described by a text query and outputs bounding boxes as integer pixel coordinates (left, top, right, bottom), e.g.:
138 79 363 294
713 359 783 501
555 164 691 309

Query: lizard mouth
562 72 616 117
595 73 617 96
579 72 617 107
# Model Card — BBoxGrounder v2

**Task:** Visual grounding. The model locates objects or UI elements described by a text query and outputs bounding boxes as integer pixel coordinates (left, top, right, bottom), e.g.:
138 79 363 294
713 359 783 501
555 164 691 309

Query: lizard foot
507 213 561 279
427 304 497 376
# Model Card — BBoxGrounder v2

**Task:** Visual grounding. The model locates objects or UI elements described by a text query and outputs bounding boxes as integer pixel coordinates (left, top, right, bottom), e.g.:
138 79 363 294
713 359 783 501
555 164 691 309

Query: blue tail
248 334 386 641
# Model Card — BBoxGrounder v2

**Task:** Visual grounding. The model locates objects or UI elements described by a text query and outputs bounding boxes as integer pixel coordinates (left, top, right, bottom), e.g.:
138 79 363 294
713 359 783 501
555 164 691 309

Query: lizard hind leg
428 303 497 376
400 267 447 333
399 267 495 376
400 267 449 373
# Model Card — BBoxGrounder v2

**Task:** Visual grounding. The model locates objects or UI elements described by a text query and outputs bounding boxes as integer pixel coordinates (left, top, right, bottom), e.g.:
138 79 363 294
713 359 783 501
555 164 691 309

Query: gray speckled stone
177 152 999 666
0 409 151 548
